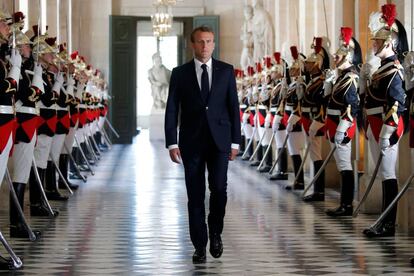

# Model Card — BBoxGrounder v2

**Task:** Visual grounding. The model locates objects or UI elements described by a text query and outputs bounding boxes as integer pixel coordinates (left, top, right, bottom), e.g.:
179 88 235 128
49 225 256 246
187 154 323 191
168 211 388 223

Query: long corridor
1 131 414 275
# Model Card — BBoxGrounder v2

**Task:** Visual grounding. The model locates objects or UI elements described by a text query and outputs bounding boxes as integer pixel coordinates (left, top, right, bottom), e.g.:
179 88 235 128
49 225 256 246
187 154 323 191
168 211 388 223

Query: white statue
148 53 171 110
251 0 274 62
240 5 254 70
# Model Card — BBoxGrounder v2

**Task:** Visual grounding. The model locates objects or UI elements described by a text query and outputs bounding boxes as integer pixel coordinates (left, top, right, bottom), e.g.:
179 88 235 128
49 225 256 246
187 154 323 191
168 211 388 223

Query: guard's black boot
250 144 262 166
237 136 245 156
0 255 17 270
89 136 101 156
10 183 42 239
285 154 304 190
45 161 68 201
29 167 58 217
259 145 272 172
326 170 354 216
410 257 414 266
269 148 288 180
363 179 398 238
96 131 108 150
58 154 79 190
242 139 252 160
303 160 325 202
81 142 94 163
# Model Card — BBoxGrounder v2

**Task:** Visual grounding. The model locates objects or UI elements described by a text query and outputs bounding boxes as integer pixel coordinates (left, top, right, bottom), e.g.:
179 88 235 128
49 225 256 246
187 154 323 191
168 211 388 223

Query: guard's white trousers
0 133 13 188
10 132 36 184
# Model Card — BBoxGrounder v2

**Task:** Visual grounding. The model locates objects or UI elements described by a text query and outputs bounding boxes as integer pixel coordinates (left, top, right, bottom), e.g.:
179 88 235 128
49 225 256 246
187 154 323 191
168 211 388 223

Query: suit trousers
180 126 229 250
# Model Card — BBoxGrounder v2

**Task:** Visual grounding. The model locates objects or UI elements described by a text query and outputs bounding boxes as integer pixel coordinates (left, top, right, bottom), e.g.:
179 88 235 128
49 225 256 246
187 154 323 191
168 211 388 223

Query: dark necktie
201 64 209 102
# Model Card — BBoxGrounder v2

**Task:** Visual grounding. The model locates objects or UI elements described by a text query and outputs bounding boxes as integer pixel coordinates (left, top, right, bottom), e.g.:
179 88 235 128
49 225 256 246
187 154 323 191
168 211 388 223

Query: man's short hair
190 26 214 43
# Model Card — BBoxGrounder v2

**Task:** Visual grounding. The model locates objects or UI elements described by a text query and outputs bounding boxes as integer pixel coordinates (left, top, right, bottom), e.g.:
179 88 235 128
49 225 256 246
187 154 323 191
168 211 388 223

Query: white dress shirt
168 58 239 151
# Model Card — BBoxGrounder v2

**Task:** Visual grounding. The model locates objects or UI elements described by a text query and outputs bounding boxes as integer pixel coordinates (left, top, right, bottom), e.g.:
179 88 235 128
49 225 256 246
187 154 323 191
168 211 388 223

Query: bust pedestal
149 108 165 142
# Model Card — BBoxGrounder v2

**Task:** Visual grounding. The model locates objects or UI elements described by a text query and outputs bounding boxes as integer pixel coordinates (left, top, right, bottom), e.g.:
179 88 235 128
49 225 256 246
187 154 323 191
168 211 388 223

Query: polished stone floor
1 131 414 275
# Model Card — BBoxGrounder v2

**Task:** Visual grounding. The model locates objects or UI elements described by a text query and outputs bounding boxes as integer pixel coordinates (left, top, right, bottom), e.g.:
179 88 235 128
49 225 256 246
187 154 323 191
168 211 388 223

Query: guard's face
0 21 10 38
192 31 215 61
19 44 31 58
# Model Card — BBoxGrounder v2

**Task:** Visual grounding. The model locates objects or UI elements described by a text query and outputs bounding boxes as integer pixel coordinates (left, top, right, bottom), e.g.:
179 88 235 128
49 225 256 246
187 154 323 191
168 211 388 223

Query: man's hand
229 148 238 161
169 148 182 164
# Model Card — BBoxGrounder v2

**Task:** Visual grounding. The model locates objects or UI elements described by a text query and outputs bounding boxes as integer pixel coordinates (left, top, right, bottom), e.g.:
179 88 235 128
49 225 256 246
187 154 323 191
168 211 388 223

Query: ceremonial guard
324 27 362 216
284 46 306 190
0 9 23 269
58 46 79 188
29 30 61 215
362 4 408 237
8 12 42 238
257 56 274 172
249 62 263 166
301 37 330 202
269 52 289 180
236 69 246 155
241 66 254 159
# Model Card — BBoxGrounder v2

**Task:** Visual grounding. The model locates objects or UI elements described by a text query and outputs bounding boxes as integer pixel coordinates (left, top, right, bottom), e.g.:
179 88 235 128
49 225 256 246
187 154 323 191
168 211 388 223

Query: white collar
194 58 212 69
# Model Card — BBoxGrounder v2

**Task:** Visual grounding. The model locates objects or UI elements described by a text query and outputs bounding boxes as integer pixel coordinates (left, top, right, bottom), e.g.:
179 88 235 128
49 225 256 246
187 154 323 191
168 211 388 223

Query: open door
109 15 138 144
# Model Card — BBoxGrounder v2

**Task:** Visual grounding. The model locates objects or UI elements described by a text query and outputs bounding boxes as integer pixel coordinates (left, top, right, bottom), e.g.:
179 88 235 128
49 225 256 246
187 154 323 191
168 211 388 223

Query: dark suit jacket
164 58 241 153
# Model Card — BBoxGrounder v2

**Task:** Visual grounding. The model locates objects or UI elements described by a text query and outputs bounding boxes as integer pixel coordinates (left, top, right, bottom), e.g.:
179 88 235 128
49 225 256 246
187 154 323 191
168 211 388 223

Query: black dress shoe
363 224 395 238
303 193 325 202
326 205 353 216
10 225 42 240
0 255 19 270
209 234 223 258
45 191 69 201
192 248 206 264
269 172 288 180
285 182 304 190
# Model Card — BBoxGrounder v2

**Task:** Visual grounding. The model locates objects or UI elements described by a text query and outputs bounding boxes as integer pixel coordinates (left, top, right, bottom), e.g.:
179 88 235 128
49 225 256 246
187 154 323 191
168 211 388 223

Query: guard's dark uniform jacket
284 78 306 132
0 44 17 153
270 79 287 130
325 66 359 144
364 55 405 144
301 72 325 136
37 70 57 137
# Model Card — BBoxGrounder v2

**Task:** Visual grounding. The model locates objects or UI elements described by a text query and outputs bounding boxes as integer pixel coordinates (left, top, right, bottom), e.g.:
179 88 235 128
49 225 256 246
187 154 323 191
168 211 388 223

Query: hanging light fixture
151 0 176 37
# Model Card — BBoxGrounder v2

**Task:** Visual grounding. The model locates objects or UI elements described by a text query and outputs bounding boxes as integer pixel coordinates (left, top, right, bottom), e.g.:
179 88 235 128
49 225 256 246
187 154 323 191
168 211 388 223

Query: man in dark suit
164 26 241 263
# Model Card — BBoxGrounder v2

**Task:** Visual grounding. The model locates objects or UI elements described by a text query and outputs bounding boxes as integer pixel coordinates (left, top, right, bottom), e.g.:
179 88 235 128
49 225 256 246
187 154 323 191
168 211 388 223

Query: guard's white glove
379 137 390 150
323 69 336 97
272 114 283 132
52 72 64 94
308 120 324 138
379 124 396 150
7 49 22 82
32 63 44 93
335 119 352 145
286 114 300 133
264 113 272 128
242 112 250 123
334 131 345 145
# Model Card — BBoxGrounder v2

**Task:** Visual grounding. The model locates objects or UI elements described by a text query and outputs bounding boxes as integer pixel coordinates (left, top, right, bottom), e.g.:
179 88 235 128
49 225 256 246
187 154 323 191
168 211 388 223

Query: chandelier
151 0 177 37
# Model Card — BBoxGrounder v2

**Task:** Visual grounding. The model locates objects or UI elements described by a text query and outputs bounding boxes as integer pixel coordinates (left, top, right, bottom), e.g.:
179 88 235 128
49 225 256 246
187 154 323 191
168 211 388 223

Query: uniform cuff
168 144 179 150
231 143 239 150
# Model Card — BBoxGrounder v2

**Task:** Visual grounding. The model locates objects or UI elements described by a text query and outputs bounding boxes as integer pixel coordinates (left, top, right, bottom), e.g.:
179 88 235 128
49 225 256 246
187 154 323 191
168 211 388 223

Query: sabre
74 135 95 175
302 145 336 196
87 125 102 156
268 133 290 175
366 172 414 233
5 169 38 241
64 143 87 182
32 158 57 217
101 126 113 148
83 133 100 162
257 132 275 171
49 154 73 195
0 231 23 269
104 117 120 138
241 126 258 159
249 128 266 162
353 152 384 217
294 140 311 188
